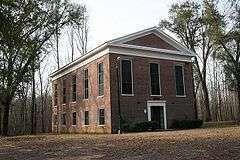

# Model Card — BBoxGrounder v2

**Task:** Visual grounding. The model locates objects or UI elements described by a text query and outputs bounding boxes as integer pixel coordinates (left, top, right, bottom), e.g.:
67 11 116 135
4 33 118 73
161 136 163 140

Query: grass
0 126 240 160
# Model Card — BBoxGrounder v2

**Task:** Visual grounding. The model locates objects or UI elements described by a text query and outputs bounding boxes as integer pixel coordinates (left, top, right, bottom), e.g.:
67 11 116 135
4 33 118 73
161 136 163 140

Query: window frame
98 108 105 126
83 68 89 100
98 62 104 96
174 65 186 97
54 84 58 106
72 112 77 126
149 63 162 96
120 58 134 96
72 75 77 102
84 110 89 126
61 113 66 126
53 114 58 125
62 79 67 104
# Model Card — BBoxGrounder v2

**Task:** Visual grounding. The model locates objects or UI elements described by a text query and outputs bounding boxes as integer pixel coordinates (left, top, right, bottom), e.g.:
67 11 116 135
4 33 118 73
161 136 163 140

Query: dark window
72 75 76 102
72 112 77 125
84 111 89 125
150 63 161 95
54 84 58 106
63 79 66 104
54 115 58 125
98 108 105 125
62 113 66 125
175 66 185 96
121 59 133 95
83 69 89 99
98 63 104 96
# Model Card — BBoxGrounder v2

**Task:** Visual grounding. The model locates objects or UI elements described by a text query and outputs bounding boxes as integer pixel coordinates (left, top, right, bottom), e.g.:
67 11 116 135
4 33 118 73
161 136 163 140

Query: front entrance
147 100 167 129
151 106 164 129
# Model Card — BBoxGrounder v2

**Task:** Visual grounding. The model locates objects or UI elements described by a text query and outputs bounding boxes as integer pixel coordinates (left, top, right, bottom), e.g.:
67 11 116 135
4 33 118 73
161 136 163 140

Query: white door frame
147 100 167 130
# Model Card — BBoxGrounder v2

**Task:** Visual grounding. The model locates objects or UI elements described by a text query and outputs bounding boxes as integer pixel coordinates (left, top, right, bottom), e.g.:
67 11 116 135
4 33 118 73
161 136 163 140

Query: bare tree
75 5 89 56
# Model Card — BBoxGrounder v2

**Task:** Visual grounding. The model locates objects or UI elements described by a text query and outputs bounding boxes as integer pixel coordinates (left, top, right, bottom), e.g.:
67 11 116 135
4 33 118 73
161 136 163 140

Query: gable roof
107 26 196 55
50 26 196 80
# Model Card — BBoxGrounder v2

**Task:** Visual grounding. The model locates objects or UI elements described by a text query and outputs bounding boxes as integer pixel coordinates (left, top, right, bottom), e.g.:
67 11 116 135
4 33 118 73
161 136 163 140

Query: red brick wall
52 54 112 133
109 53 196 133
124 33 178 51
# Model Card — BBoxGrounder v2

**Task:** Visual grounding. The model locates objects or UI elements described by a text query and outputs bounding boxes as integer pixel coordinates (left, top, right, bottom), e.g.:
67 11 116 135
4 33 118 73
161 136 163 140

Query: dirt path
0 126 240 160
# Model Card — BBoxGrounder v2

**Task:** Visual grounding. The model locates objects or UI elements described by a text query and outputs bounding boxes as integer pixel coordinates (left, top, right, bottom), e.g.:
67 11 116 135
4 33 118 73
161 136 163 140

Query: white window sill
98 125 105 127
121 94 134 97
83 125 89 127
176 95 186 98
71 101 76 104
72 125 77 127
97 95 104 98
150 95 162 97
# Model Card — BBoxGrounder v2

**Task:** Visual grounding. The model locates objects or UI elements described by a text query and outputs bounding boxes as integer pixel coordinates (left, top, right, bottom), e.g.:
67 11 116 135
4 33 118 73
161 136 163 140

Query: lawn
0 126 240 160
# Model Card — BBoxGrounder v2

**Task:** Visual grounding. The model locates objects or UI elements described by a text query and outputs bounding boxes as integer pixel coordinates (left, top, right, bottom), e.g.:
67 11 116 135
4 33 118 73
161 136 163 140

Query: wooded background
0 0 239 135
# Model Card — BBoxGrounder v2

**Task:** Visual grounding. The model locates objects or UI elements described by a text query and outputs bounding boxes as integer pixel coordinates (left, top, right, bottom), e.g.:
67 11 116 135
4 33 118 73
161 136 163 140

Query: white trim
110 43 192 57
120 58 134 96
149 63 162 96
71 75 77 102
108 26 196 55
72 111 77 126
98 107 105 126
174 65 186 97
83 68 89 99
147 100 167 130
61 112 67 126
84 110 89 126
109 46 193 63
50 43 108 78
51 48 109 81
97 62 104 96
50 27 196 80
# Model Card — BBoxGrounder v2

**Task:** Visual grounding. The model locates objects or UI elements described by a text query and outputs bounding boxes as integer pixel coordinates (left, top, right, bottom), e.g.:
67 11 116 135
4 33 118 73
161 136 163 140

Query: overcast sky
46 0 185 79
70 0 183 49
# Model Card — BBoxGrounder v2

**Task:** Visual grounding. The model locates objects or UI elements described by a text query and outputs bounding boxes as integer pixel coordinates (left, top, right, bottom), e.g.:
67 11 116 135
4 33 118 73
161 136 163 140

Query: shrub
122 121 159 132
171 119 203 129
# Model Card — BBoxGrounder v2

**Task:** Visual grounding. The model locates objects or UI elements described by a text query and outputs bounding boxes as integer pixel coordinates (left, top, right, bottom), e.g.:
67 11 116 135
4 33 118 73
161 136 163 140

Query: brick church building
50 27 196 133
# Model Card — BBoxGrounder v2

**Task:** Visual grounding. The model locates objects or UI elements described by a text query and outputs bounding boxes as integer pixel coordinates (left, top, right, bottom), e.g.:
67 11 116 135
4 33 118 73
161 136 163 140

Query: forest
0 0 239 136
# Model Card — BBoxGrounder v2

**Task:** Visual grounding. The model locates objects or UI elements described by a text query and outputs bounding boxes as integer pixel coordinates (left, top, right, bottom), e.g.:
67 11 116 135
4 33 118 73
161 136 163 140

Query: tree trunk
31 62 37 134
2 100 11 136
38 68 45 133
237 80 240 122
0 107 2 135
202 80 212 121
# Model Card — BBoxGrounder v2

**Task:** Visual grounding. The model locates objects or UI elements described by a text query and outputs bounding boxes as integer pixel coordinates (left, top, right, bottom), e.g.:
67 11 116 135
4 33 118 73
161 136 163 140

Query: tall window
83 69 89 99
61 113 66 125
98 63 104 96
98 108 105 125
54 84 58 106
84 111 89 125
121 59 133 95
72 112 77 126
63 79 66 104
54 115 58 125
150 63 161 95
175 66 185 96
72 75 76 102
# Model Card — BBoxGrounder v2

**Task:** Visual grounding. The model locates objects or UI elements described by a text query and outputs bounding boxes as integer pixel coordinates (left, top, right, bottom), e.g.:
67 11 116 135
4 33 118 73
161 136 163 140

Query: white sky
42 0 185 88
71 0 183 49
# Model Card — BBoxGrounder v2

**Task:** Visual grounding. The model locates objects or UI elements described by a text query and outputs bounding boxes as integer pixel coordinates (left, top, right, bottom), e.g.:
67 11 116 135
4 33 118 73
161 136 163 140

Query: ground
0 126 240 160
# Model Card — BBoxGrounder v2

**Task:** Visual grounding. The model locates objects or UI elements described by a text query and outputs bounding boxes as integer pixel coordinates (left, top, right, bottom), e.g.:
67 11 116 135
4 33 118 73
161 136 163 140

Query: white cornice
50 27 196 81
108 45 194 62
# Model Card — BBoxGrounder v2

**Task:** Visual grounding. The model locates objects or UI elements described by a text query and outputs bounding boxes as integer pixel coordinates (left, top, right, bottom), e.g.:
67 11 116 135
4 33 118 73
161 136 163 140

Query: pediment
123 33 178 51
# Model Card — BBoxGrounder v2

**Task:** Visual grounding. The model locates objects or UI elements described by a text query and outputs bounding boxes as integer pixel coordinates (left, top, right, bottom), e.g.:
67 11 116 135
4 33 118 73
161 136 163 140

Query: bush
121 121 159 132
171 119 203 129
